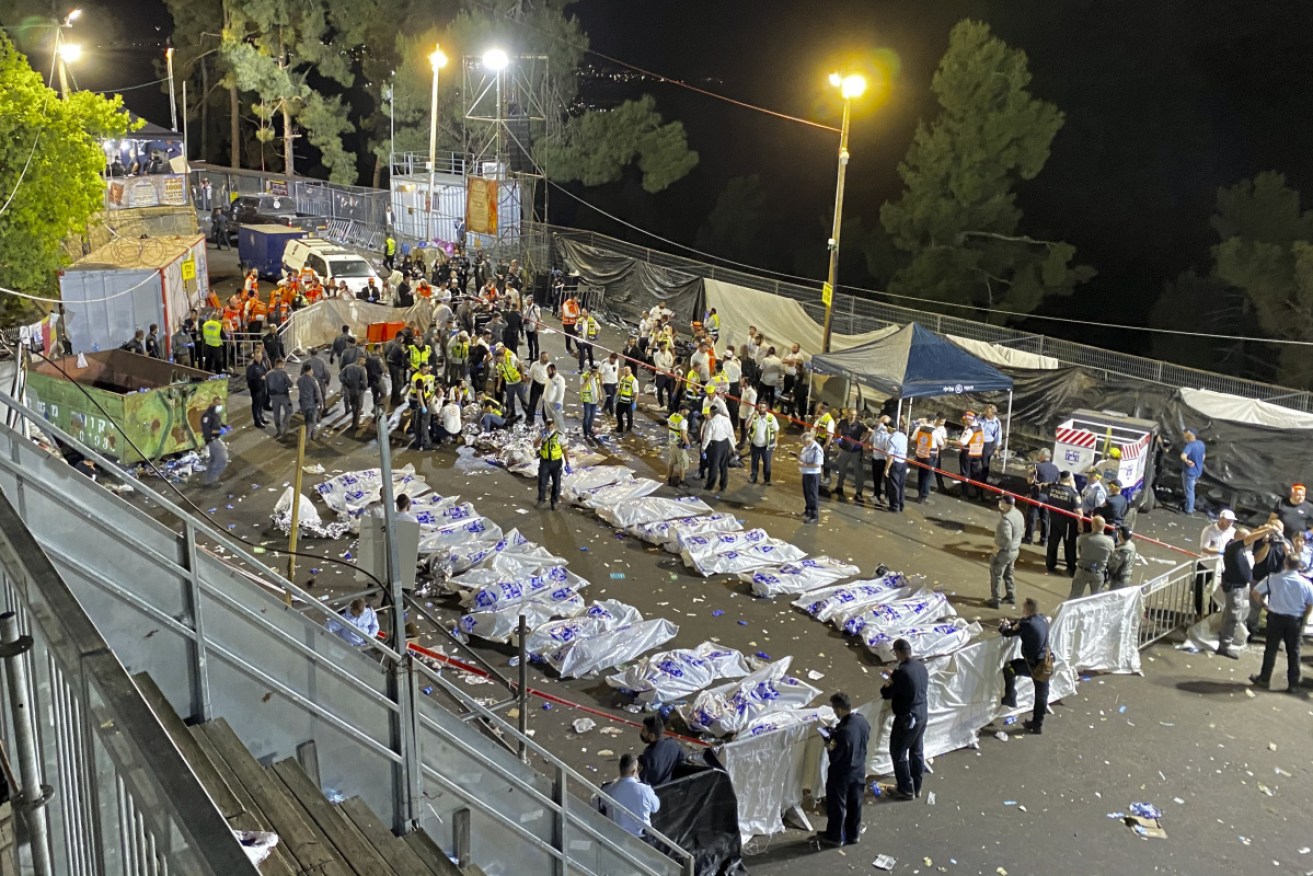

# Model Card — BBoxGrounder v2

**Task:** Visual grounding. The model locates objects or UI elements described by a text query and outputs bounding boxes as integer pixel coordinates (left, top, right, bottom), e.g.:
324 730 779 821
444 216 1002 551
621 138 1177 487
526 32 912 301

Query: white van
282 238 379 294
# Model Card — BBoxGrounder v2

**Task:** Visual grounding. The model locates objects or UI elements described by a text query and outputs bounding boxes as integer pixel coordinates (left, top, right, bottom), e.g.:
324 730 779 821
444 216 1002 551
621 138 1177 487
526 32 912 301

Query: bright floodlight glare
429 46 448 71
65 8 82 23
482 48 509 71
828 72 842 87
840 74 866 100
58 43 83 63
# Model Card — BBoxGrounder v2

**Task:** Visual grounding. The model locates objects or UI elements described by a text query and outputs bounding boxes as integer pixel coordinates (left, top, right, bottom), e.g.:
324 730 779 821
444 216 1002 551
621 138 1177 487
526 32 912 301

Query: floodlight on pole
820 71 866 353
63 7 82 25
481 48 509 71
427 43 447 243
57 42 82 63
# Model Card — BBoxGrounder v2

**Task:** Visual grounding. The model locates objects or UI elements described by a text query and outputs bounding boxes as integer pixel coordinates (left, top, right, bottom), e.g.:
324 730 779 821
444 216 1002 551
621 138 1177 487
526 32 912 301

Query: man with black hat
812 691 870 847
989 494 1025 608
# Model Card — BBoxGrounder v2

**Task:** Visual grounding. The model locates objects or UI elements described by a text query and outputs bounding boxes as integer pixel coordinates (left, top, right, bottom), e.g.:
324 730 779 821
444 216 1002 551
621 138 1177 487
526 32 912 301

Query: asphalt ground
125 247 1313 876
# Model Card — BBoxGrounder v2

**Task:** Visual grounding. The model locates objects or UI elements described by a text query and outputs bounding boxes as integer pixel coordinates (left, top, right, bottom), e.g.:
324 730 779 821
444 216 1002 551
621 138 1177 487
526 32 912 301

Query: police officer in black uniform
813 692 870 848
999 598 1051 734
880 640 929 800
638 716 684 789
1024 449 1060 544
1046 471 1080 576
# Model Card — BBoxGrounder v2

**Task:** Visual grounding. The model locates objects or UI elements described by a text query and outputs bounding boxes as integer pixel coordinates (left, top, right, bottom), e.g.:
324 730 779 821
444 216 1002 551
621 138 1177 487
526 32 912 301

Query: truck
238 224 308 280
228 193 328 236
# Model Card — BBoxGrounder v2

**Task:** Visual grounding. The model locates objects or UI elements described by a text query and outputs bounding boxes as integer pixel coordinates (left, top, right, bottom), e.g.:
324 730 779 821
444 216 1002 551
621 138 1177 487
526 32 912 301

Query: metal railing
539 223 1313 412
1137 559 1200 648
0 390 691 876
0 488 257 874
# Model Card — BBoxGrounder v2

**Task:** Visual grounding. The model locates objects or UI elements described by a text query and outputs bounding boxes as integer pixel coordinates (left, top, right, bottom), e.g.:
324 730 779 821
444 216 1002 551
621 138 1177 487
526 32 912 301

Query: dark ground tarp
555 237 705 325
954 365 1312 516
811 323 1014 398
651 762 748 876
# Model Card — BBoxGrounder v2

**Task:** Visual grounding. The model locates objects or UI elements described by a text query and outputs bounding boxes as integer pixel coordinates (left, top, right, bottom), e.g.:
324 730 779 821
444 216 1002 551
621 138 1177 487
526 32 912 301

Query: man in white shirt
885 424 910 512
652 341 676 411
543 364 566 429
757 347 784 406
781 343 802 400
527 352 552 425
328 599 379 647
1196 509 1238 614
701 408 735 493
436 395 463 445
523 296 542 359
868 415 892 506
736 377 758 445
599 755 661 838
690 342 711 384
600 353 620 418
744 402 779 485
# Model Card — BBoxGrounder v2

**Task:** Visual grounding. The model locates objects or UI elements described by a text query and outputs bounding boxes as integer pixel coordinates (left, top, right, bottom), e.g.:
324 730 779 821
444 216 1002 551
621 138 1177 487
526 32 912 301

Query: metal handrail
0 485 258 875
0 388 692 875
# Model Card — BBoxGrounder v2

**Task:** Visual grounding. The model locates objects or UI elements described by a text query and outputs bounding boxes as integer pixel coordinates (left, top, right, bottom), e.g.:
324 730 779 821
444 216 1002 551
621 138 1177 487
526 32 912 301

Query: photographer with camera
999 598 1053 735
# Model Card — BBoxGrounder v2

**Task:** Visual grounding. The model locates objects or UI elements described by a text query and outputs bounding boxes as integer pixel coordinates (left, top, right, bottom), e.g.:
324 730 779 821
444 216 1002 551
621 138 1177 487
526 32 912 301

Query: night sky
44 0 1313 361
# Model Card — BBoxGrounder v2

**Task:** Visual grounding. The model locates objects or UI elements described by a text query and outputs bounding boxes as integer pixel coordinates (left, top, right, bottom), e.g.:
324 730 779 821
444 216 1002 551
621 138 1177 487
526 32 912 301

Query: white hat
1219 509 1236 521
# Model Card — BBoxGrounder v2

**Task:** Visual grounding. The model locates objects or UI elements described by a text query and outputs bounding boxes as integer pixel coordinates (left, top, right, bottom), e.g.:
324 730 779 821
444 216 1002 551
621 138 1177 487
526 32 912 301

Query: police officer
266 358 294 438
1249 552 1313 691
1046 471 1080 576
1107 526 1138 589
534 420 571 510
1070 515 1115 599
1098 479 1130 529
832 409 869 502
340 357 368 431
1024 449 1060 544
999 598 1051 734
812 692 870 848
199 401 228 487
638 716 684 789
297 363 323 441
880 639 929 800
989 494 1025 608
363 345 386 416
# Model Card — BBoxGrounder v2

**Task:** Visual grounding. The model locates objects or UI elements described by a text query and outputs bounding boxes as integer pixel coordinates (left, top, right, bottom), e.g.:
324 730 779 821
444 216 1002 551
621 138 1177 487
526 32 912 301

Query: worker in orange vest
560 294 580 355
956 411 987 501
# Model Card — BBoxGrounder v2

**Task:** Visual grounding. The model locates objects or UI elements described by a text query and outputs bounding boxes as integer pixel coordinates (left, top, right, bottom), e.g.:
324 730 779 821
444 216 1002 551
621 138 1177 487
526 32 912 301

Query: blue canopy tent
809 322 1018 461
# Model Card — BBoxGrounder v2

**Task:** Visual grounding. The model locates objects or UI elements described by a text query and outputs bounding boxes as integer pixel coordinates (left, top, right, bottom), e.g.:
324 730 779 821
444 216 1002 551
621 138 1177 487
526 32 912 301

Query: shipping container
238 223 307 279
25 350 228 463
58 234 209 357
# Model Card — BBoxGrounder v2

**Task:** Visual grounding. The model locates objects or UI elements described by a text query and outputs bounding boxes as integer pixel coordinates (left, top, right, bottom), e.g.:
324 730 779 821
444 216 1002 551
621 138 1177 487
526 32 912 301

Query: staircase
136 672 471 876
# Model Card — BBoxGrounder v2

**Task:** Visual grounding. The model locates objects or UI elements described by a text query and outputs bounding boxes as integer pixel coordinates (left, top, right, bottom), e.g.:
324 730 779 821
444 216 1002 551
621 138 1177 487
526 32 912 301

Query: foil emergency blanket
417 517 502 554
744 556 863 598
863 618 982 662
605 641 752 705
459 586 587 643
427 528 532 578
272 489 353 539
740 706 836 738
452 565 586 602
576 478 663 509
683 657 822 738
685 542 809 577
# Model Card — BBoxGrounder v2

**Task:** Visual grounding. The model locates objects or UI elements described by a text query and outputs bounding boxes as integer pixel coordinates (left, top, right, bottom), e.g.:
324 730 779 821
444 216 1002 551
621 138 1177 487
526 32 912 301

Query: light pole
165 45 178 132
482 48 509 179
820 72 866 354
427 45 447 244
54 8 83 101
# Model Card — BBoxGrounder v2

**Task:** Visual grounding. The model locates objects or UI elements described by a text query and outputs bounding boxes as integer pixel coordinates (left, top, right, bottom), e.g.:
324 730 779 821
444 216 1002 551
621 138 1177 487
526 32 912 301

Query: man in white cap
1197 509 1238 615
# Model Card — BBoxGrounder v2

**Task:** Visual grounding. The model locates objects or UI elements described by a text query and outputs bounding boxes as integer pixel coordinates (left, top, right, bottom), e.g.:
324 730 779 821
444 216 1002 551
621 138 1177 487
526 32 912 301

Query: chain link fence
538 223 1312 412
181 169 1310 411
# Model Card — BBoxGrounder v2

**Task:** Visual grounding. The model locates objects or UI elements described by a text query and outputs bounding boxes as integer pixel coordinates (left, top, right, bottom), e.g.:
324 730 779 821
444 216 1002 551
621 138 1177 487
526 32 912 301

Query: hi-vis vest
580 374 599 403
498 352 521 383
408 344 430 371
685 368 701 394
483 400 503 417
561 300 579 325
708 313 720 333
409 372 435 403
202 319 223 346
964 426 985 458
667 413 687 446
539 432 564 461
617 375 638 403
580 317 599 340
913 426 936 460
448 341 469 363
814 412 835 441
748 412 778 446
707 373 729 396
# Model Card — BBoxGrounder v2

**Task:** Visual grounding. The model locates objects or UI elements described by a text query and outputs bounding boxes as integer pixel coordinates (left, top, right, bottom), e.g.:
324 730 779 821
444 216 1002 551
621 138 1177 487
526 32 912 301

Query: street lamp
820 72 867 353
427 45 448 244
56 42 82 99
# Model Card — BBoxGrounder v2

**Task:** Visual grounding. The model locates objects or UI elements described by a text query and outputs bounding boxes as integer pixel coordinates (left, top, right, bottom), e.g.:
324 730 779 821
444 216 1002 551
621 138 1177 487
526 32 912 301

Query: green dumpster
26 350 229 463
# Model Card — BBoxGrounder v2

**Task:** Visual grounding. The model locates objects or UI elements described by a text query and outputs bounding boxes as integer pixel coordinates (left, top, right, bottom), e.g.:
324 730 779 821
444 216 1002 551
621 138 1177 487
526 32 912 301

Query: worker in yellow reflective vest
615 366 639 434
534 420 572 510
580 363 602 440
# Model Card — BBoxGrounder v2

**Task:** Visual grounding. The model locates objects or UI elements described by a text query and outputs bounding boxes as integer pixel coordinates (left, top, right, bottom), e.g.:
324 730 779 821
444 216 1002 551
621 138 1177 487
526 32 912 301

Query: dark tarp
954 365 1312 516
555 237 705 324
810 322 1014 399
650 760 748 876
